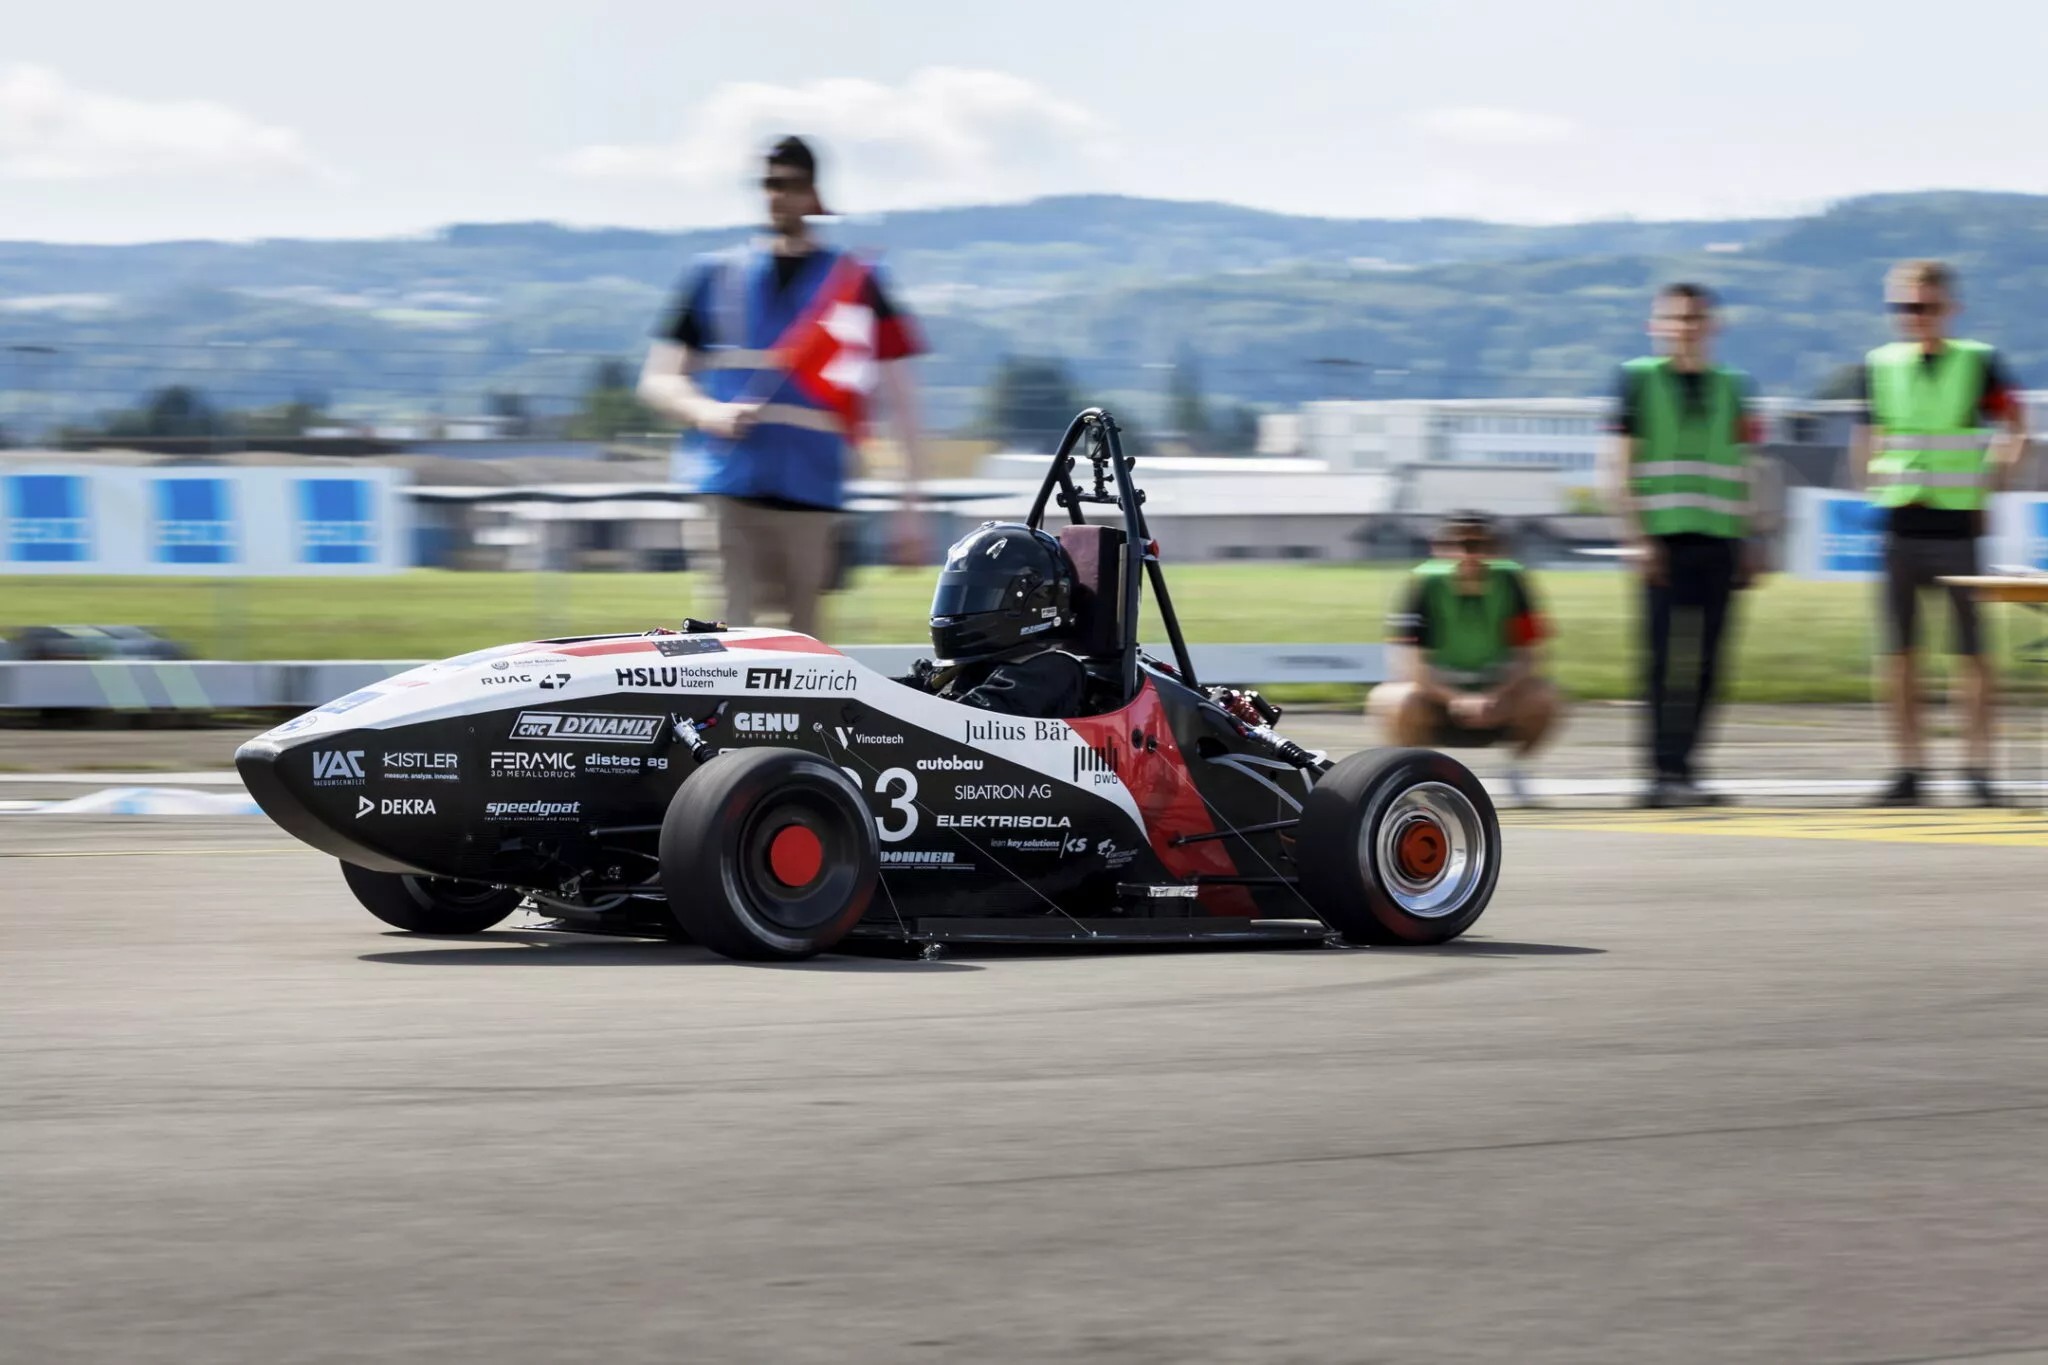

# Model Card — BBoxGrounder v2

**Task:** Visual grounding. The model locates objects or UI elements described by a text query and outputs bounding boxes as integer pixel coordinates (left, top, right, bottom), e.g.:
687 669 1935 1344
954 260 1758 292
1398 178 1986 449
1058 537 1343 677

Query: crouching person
1367 512 1563 806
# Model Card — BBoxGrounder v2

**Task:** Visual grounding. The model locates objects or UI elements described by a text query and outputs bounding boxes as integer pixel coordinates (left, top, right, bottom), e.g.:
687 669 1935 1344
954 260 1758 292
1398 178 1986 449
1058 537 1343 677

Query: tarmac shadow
1414 939 1605 957
359 930 983 971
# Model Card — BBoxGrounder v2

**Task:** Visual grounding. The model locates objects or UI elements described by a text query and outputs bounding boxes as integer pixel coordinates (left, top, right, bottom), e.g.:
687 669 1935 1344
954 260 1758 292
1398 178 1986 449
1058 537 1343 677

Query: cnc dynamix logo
151 477 237 566
294 477 376 566
1820 498 1886 575
511 711 664 745
4 473 91 564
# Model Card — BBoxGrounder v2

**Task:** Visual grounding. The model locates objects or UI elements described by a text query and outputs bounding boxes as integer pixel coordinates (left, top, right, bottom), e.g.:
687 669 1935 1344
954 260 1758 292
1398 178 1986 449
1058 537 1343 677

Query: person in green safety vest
1368 511 1562 806
1604 283 1761 809
1851 260 2029 807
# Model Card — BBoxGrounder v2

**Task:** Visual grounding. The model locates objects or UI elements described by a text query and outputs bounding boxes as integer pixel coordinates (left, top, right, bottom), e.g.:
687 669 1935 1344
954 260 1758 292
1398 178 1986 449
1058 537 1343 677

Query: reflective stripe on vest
1865 340 1991 511
1624 358 1749 538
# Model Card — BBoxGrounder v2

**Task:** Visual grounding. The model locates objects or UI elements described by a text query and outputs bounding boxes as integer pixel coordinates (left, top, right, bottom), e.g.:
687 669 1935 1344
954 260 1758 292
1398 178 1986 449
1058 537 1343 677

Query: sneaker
1676 777 1731 807
1873 770 1922 807
1639 776 1682 809
1965 770 2002 807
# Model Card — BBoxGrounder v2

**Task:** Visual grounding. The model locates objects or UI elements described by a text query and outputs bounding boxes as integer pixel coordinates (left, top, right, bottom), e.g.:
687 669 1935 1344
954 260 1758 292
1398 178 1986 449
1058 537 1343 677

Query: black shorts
1882 534 1982 657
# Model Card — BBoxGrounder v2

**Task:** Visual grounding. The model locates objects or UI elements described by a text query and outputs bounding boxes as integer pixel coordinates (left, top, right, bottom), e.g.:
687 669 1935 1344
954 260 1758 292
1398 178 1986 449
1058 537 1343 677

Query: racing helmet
929 522 1077 664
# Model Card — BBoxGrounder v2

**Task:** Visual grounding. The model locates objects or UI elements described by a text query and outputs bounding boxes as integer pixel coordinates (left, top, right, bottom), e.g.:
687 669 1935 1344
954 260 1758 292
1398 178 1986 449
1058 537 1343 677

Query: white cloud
561 67 1115 214
1409 106 1577 148
0 65 329 181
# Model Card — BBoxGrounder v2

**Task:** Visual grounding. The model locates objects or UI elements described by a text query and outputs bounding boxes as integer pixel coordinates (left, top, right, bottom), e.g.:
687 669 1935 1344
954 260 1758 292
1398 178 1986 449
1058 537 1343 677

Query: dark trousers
1644 535 1739 780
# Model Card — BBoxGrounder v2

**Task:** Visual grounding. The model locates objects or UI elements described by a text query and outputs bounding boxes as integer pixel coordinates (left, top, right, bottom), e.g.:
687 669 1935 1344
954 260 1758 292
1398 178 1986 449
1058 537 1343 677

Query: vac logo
311 749 365 786
733 711 799 736
512 711 664 744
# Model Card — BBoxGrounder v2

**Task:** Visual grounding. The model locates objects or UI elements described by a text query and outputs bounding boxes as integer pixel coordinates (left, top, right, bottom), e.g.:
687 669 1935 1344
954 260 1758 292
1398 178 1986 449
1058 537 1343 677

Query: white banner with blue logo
1786 487 2048 579
0 466 410 575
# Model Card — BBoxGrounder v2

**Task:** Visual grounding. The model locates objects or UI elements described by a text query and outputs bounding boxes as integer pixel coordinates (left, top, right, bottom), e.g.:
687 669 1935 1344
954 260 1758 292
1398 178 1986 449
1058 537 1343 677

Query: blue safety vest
673 243 852 509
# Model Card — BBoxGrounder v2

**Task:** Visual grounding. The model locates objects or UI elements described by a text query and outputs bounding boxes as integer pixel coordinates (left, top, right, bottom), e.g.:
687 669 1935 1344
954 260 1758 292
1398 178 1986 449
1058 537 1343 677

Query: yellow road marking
1505 807 2048 847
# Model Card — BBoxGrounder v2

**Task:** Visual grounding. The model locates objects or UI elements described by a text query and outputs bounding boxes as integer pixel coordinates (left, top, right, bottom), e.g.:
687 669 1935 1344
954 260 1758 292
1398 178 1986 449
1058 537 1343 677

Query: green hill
1 192 2042 436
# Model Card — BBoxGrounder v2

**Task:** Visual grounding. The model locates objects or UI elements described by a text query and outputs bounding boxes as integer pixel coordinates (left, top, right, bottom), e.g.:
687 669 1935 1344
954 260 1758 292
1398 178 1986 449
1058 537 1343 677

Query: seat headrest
1058 523 1126 658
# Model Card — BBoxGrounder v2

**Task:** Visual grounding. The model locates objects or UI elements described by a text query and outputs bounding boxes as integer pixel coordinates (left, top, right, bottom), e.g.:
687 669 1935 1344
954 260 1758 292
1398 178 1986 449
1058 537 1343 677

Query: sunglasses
761 174 813 193
1888 301 1938 316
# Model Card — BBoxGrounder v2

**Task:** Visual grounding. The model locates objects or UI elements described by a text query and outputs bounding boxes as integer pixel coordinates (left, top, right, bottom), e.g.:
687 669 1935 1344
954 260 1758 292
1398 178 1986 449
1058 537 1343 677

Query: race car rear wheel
340 861 525 935
659 746 878 961
1295 748 1499 945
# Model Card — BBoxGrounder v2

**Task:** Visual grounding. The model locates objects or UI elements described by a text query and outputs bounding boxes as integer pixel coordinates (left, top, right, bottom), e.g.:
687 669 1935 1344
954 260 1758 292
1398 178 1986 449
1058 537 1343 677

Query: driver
902 522 1088 718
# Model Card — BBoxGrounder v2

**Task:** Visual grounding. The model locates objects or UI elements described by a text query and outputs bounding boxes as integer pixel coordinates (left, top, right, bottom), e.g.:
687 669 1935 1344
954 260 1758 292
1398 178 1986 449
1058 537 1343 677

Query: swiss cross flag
773 254 878 437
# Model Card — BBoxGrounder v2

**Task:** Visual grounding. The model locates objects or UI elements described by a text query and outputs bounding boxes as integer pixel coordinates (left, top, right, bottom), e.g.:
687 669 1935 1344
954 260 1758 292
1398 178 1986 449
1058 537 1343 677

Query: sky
6 0 2048 243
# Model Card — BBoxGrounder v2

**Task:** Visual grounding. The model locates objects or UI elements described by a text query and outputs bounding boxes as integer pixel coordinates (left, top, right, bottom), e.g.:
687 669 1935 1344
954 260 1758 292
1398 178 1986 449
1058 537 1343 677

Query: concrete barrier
0 644 1386 711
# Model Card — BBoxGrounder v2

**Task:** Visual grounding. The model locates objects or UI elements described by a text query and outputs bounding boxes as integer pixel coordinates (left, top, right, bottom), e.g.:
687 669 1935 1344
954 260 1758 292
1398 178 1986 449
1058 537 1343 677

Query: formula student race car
237 409 1502 960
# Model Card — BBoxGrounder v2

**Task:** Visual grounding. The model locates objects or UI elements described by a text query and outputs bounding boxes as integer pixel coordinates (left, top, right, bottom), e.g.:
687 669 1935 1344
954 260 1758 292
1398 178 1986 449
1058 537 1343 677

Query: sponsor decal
732 711 800 736
954 782 1053 801
990 835 1082 854
538 672 571 690
510 654 569 667
357 796 437 818
615 664 741 689
935 813 1073 830
1034 721 1069 741
490 659 514 671
484 798 581 821
1019 621 1053 636
743 665 858 693
490 750 576 778
1073 739 1122 787
583 752 644 774
310 749 365 786
482 673 533 686
880 849 969 870
832 726 904 746
319 688 381 715
654 636 728 657
511 711 664 744
381 751 460 783
270 714 319 737
966 718 1027 743
1094 836 1138 870
915 755 983 772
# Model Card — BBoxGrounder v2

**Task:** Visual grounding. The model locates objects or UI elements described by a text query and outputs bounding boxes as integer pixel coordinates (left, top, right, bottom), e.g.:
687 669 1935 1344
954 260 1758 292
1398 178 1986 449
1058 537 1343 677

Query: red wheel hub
766 823 825 888
1394 819 1448 881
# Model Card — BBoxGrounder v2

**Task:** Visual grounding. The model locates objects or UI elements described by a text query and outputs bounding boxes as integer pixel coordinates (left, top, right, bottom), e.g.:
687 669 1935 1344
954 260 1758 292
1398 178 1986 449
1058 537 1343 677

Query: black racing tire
1295 748 1500 946
340 861 525 935
658 747 878 961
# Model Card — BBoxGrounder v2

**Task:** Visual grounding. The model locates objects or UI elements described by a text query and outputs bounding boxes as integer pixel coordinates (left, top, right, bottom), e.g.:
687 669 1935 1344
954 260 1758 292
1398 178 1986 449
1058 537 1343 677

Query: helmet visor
931 578 1012 619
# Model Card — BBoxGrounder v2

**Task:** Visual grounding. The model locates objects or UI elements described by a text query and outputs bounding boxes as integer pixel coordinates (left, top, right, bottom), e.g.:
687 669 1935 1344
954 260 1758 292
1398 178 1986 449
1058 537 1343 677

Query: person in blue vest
638 135 928 638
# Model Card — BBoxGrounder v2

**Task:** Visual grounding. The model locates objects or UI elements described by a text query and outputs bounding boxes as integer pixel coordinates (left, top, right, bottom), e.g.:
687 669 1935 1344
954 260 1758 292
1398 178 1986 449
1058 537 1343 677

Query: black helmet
930 522 1076 664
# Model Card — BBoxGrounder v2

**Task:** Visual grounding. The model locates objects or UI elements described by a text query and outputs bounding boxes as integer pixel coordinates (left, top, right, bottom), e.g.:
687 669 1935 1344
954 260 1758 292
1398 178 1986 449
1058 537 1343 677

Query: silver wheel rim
1367 781 1487 919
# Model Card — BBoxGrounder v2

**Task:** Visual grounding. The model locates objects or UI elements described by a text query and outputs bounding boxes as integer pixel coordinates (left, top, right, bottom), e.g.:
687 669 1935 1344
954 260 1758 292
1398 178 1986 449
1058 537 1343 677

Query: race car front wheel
340 861 525 935
1295 748 1499 945
659 746 879 961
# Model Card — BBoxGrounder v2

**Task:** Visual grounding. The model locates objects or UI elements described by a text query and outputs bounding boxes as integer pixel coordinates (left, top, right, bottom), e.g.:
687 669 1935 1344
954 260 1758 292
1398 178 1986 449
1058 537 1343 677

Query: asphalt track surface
6 815 2048 1365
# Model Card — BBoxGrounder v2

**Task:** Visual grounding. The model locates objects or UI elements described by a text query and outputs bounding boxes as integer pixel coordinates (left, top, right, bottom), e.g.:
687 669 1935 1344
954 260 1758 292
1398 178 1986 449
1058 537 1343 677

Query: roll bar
1025 408 1199 699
